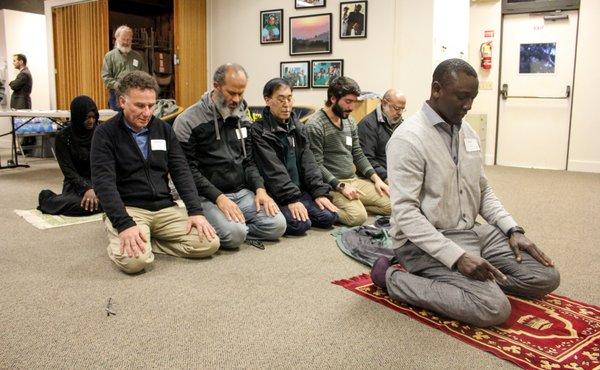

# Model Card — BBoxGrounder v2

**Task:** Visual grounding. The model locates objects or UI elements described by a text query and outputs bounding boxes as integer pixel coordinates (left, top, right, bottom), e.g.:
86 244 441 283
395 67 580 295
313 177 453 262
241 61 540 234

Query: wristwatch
336 182 346 191
506 226 525 238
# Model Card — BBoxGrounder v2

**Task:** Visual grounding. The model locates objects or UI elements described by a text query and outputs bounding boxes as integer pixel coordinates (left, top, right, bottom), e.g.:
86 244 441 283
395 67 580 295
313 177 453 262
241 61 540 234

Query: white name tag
236 127 248 140
133 59 139 67
464 138 480 152
345 136 352 147
151 139 166 151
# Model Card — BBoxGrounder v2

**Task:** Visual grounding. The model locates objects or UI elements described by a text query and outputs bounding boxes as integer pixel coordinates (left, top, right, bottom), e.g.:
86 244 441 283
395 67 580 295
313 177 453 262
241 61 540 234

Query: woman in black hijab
38 95 102 216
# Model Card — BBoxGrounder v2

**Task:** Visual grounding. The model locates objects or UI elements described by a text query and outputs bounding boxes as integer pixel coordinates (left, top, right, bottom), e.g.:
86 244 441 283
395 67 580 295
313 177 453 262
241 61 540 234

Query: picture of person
311 60 344 88
260 9 283 44
340 1 367 38
281 61 310 89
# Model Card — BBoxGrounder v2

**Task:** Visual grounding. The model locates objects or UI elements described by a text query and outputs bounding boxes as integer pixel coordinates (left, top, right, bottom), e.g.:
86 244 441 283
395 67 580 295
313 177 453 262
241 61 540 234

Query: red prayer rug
333 271 600 370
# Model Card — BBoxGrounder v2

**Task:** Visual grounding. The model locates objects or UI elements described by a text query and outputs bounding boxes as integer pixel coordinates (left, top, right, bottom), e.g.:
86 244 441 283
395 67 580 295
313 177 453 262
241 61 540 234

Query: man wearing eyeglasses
357 89 406 184
252 78 339 235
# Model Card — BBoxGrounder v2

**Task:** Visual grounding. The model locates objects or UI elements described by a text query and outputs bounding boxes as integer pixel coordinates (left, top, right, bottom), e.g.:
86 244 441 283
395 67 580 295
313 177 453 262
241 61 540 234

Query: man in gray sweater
371 59 559 327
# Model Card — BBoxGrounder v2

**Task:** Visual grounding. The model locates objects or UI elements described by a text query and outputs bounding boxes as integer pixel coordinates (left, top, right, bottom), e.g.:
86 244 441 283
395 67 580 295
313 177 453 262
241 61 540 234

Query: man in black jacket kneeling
252 78 338 235
91 71 219 274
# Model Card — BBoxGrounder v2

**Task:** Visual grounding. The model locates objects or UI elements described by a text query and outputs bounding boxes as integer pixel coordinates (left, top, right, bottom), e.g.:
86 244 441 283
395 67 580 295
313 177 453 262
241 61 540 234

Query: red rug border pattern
333 273 600 370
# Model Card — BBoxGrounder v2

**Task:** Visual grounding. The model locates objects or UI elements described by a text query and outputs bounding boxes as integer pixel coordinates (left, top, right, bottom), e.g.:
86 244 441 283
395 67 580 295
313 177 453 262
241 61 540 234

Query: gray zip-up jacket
173 92 263 202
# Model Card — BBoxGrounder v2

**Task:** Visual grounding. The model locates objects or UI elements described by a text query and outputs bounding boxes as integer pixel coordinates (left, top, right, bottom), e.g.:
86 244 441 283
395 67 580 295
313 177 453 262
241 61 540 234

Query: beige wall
568 0 600 173
0 9 51 148
468 0 501 165
207 0 473 117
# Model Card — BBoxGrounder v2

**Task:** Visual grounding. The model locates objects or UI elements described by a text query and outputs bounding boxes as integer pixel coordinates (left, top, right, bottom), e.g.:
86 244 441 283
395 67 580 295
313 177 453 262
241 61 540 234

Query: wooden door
174 0 207 109
52 0 109 109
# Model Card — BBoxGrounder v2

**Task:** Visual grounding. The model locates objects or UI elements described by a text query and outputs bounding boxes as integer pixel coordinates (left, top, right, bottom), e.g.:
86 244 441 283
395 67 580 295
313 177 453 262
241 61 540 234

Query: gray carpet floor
0 157 598 368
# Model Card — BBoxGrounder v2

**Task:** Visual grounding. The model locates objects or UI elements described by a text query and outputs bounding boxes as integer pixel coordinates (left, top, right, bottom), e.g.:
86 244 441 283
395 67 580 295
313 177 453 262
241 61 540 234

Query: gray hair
114 25 132 38
213 63 248 85
118 71 159 97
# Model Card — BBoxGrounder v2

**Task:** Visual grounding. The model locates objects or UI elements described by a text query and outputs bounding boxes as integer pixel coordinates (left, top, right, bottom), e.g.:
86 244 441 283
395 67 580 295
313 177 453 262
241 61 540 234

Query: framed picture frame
260 9 284 44
295 0 326 9
340 1 367 38
311 59 343 88
289 13 332 55
280 61 310 89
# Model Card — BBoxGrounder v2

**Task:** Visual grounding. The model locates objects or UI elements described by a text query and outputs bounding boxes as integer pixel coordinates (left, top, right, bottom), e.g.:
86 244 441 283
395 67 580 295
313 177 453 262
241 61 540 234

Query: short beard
384 111 403 125
332 102 349 119
116 42 131 54
214 91 241 120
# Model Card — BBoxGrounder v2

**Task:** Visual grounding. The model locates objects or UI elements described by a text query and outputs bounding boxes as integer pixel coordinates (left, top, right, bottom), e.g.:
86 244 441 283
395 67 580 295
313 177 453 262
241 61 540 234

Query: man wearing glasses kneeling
251 78 339 235
357 89 406 184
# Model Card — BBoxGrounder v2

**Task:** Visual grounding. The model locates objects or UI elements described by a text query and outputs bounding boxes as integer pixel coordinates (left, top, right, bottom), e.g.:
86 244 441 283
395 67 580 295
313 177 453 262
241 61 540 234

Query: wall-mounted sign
484 30 494 38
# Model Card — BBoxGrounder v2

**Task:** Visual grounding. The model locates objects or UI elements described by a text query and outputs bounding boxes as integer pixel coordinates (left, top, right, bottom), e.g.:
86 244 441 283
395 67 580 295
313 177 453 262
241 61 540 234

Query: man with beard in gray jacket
173 63 286 249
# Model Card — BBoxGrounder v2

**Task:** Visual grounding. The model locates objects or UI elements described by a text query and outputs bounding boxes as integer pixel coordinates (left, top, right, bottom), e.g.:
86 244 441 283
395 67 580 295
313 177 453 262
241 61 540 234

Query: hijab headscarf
70 95 99 148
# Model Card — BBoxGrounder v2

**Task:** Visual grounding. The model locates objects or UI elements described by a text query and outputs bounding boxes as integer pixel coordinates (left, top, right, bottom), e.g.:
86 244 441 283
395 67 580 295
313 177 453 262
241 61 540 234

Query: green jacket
101 48 147 90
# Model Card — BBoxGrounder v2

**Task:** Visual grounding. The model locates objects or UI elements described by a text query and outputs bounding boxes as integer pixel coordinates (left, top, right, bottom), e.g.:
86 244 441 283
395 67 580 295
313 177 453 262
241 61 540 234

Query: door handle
500 84 571 100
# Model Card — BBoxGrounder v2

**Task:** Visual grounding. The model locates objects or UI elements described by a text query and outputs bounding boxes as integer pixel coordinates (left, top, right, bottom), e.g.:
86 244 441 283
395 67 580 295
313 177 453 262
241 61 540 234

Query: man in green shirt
101 25 148 110
306 76 390 226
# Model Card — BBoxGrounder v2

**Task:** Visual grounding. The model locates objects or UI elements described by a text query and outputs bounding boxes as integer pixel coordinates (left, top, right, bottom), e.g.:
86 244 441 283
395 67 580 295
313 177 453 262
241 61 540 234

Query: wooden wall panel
174 0 207 109
52 0 108 110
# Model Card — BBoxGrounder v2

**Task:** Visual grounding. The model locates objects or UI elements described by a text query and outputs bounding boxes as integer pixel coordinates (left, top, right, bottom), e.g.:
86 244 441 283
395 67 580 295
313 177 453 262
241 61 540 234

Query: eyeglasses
275 96 294 105
384 99 405 113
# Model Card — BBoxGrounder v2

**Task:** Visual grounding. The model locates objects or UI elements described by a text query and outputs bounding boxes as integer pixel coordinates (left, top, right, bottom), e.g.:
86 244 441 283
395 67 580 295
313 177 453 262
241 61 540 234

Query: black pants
38 184 102 217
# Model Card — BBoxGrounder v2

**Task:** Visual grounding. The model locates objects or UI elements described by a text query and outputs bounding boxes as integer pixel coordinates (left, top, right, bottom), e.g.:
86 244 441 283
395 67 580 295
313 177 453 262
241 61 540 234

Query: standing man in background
101 25 148 110
9 54 32 109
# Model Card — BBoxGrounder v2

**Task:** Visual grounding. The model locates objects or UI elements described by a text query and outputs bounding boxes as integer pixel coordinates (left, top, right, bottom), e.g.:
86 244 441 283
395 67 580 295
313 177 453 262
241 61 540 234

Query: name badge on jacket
236 127 248 140
464 138 480 152
345 136 352 147
151 139 167 151
133 59 139 68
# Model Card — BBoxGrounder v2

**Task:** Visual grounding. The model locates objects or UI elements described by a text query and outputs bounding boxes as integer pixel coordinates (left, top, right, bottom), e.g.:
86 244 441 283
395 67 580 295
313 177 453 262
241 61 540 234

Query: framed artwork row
261 2 369 52
281 59 344 89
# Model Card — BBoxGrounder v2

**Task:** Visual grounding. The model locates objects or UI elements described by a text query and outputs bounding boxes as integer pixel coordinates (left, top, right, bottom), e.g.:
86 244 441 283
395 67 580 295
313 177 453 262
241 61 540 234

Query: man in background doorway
101 25 148 110
10 54 34 153
357 89 406 184
9 54 32 109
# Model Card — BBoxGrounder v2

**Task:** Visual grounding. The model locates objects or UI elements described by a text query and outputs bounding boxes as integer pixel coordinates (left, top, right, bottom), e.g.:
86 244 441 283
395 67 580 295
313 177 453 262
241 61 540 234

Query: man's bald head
382 89 406 124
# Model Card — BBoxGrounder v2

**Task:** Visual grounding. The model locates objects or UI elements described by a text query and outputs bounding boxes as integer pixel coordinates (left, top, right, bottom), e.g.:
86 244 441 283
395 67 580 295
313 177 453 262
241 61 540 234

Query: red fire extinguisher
480 41 492 70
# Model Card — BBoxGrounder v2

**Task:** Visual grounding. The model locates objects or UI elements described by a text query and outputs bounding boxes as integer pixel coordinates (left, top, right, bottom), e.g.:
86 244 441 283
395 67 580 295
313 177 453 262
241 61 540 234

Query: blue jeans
279 192 338 235
199 188 287 249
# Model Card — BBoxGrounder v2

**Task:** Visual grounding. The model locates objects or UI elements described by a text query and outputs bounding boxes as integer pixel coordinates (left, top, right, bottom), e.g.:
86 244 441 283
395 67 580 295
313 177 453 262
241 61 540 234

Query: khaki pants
330 177 391 226
104 206 220 274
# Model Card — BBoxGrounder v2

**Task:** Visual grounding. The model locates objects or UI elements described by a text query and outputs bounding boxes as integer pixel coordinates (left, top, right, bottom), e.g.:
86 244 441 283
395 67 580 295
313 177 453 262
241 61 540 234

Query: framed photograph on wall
340 1 367 38
311 59 343 88
260 9 284 44
289 13 332 55
281 61 310 89
295 0 326 9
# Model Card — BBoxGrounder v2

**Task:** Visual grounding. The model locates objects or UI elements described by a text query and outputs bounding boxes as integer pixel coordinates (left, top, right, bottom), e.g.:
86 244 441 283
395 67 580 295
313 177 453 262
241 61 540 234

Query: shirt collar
422 102 461 131
123 118 149 135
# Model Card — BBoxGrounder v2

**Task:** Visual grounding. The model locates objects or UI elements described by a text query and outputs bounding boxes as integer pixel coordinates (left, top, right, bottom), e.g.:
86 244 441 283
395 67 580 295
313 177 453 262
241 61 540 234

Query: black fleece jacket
91 112 202 232
251 108 331 205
